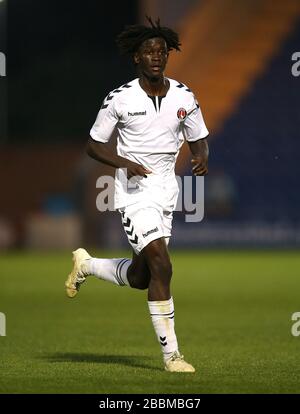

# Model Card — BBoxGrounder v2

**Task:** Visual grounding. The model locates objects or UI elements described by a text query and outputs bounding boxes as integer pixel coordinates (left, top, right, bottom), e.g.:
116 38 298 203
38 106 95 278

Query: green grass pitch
1 249 300 394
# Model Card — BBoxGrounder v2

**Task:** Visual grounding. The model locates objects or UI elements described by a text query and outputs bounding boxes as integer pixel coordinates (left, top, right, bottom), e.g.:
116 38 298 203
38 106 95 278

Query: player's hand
125 161 152 179
191 157 208 176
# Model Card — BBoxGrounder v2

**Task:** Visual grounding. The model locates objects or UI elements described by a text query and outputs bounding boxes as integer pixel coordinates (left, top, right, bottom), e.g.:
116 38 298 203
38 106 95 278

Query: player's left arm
188 138 209 176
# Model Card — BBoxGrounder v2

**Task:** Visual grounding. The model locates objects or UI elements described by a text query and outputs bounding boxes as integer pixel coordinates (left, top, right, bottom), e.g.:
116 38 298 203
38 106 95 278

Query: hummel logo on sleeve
142 227 159 238
128 111 147 116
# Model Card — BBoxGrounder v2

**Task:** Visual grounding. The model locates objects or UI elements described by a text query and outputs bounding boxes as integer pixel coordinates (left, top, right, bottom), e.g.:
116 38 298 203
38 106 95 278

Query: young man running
65 17 209 372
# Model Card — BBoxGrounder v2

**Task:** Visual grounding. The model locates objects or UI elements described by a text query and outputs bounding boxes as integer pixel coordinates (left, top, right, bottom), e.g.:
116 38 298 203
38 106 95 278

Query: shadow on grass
41 353 160 371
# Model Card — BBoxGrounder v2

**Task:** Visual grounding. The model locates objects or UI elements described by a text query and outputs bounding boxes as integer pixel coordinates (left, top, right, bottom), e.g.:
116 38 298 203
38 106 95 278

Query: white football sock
148 297 179 362
83 258 131 286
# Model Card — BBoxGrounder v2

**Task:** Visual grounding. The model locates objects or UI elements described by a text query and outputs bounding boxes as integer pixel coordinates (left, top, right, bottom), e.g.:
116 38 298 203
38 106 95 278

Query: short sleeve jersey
90 77 209 209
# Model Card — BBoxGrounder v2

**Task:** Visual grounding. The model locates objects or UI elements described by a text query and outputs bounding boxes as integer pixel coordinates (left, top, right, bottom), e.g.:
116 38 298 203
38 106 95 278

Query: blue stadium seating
204 20 300 223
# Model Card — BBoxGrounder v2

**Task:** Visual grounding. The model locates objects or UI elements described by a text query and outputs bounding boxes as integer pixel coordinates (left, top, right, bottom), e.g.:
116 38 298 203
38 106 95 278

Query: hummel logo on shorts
128 111 147 116
142 227 159 238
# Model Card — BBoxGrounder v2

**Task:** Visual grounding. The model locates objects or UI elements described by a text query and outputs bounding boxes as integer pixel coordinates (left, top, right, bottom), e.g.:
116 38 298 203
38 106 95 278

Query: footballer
65 17 209 372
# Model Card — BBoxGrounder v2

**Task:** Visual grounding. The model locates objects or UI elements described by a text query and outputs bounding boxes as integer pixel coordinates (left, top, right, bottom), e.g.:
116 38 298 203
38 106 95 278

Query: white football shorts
119 202 173 254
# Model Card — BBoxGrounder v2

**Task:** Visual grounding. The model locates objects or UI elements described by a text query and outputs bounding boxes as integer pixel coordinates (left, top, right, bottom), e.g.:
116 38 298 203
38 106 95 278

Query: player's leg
65 204 152 297
65 248 151 298
142 238 195 372
143 237 172 301
83 248 151 289
65 248 130 298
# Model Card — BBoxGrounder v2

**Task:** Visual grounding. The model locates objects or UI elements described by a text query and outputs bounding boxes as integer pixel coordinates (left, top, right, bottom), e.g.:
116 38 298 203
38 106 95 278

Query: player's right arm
88 92 151 178
86 139 151 178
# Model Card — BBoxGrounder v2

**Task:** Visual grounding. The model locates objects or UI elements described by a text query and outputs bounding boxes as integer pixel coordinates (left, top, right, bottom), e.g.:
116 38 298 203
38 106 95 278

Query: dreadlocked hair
116 16 181 56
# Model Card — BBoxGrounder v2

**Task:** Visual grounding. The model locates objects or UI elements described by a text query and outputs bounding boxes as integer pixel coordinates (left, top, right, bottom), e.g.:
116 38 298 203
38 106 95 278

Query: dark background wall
7 0 138 143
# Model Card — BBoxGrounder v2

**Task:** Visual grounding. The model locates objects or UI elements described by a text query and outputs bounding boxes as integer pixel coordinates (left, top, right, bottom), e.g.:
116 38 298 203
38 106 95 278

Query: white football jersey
90 77 209 209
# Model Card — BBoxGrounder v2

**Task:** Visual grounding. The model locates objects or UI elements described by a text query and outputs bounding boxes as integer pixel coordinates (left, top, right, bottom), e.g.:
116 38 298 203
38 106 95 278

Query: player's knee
134 279 149 290
127 272 150 290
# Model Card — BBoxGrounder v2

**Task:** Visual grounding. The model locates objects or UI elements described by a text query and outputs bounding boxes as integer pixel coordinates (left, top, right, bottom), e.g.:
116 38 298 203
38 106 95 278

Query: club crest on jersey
177 108 187 121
